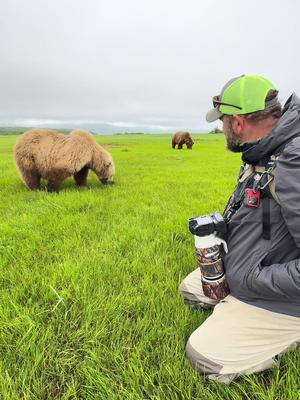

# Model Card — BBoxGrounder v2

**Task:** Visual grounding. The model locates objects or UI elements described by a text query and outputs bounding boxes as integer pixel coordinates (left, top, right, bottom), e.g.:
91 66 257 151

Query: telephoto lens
189 212 230 300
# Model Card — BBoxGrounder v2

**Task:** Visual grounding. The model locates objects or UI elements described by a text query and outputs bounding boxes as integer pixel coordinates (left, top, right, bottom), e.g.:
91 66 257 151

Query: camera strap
223 166 253 223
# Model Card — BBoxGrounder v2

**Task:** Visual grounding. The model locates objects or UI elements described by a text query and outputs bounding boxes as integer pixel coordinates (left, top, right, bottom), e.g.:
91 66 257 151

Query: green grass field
0 133 299 399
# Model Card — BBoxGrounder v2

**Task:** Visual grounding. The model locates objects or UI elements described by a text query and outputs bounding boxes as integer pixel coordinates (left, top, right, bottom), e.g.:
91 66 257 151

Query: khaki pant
180 268 300 384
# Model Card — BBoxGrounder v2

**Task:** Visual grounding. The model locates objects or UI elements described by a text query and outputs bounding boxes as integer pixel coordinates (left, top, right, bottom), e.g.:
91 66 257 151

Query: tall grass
0 133 299 399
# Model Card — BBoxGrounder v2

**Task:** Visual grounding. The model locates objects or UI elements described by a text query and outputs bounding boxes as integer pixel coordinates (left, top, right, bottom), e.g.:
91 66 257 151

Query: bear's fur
172 131 194 149
14 128 115 192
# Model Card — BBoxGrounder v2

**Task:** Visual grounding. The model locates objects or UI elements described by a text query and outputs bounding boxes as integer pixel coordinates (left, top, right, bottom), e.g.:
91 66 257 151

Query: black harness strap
223 158 276 239
253 160 277 240
224 139 296 240
262 197 271 240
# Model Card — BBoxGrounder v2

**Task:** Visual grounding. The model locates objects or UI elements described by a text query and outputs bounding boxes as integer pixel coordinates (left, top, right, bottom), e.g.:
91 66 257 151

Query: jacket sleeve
276 138 300 247
248 138 300 299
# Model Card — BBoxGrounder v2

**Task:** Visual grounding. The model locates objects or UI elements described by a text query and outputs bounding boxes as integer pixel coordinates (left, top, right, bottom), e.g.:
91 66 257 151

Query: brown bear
172 131 194 149
14 128 115 192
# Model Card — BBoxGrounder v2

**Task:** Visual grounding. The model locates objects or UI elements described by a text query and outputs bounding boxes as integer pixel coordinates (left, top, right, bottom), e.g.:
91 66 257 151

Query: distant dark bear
172 131 194 149
14 128 115 192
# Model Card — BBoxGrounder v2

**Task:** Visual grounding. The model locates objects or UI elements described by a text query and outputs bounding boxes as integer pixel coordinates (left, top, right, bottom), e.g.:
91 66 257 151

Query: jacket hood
241 93 300 164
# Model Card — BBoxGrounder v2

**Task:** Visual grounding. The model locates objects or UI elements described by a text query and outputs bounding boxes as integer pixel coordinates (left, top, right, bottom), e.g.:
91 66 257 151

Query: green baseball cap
206 75 277 122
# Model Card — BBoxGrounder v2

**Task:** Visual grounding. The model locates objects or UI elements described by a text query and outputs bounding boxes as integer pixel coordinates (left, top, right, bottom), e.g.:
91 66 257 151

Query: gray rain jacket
223 94 300 317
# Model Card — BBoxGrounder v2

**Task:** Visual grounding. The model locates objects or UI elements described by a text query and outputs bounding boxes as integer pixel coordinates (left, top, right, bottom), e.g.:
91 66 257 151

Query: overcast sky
0 0 299 133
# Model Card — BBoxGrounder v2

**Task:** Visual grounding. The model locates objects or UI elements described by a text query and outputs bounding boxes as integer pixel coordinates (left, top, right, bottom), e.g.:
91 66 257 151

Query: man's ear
232 115 245 136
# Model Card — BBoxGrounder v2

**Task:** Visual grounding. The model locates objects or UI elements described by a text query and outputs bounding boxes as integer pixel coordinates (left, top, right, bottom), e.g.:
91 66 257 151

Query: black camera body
189 211 227 238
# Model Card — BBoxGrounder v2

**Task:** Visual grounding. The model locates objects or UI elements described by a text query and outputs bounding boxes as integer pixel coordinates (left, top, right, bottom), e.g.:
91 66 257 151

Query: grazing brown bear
172 131 194 149
14 128 115 192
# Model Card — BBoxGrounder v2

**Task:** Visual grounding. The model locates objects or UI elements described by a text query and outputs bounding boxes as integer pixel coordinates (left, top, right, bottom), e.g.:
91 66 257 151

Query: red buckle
244 188 260 207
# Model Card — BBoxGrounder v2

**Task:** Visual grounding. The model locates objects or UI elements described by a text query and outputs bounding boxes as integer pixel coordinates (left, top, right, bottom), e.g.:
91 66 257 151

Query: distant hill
0 127 75 135
0 127 151 136
0 127 27 135
0 125 207 136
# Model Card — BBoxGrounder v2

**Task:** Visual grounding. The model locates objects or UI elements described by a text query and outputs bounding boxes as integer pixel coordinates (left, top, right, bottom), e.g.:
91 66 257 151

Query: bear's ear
105 161 112 168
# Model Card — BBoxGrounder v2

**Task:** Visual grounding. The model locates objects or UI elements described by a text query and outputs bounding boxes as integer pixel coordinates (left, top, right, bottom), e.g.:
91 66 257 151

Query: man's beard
225 122 243 153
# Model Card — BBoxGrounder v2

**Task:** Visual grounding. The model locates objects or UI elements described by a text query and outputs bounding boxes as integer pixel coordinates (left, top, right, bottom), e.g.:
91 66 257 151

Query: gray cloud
0 0 299 133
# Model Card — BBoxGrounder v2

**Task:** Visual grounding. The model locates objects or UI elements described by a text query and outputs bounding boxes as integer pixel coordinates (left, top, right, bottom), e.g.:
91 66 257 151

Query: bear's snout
101 178 115 185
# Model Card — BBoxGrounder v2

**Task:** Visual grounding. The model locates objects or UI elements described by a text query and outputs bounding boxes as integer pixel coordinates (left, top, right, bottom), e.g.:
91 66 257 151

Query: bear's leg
46 179 63 193
74 166 89 187
178 142 183 149
46 171 68 193
46 166 71 192
172 139 176 149
21 169 41 190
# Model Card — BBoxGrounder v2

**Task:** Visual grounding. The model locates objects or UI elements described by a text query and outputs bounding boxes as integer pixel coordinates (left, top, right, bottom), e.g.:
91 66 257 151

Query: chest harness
223 154 280 240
